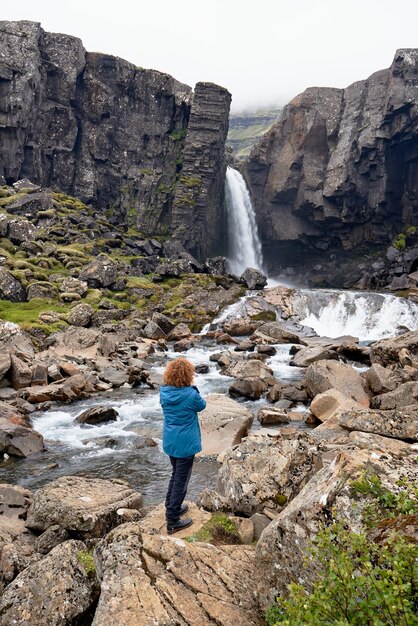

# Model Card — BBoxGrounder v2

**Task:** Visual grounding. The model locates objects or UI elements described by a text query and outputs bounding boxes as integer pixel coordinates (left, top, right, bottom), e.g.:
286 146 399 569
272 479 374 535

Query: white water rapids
225 167 265 275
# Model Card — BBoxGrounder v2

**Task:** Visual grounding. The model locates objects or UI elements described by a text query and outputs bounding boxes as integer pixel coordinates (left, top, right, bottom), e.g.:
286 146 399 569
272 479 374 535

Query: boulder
35 525 70 554
25 374 87 403
79 253 118 287
0 351 11 379
198 433 322 515
139 501 210 538
240 267 267 290
8 218 36 243
93 523 264 626
26 476 143 537
255 447 418 607
59 276 88 296
0 483 33 543
27 281 57 300
304 359 370 406
364 363 398 394
0 540 99 626
0 418 45 457
223 318 259 336
251 321 302 344
151 311 175 334
31 363 48 386
74 406 119 425
371 330 418 366
338 406 418 441
229 377 268 400
10 353 32 390
370 381 418 410
132 435 157 449
257 407 290 425
0 320 34 356
290 344 337 367
167 323 192 340
199 393 254 456
310 388 363 422
98 367 128 388
222 358 275 383
142 320 166 340
68 302 94 327
0 267 26 302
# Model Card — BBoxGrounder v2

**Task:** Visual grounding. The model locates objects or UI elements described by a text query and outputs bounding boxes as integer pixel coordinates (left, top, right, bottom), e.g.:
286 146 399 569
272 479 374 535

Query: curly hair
163 358 195 387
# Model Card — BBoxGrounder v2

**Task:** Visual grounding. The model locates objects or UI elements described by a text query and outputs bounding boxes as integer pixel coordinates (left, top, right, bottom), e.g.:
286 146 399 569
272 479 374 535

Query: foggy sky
2 0 417 111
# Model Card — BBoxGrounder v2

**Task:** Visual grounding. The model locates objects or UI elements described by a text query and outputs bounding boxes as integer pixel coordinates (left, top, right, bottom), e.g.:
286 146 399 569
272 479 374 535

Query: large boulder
229 377 268 400
0 320 34 356
26 476 143 537
198 433 322 515
240 267 267 290
310 388 363 422
338 406 418 441
68 302 94 327
10 353 32 390
92 523 264 626
251 321 302 344
222 359 275 383
364 363 398 395
8 218 36 243
0 540 99 626
255 447 418 607
24 374 88 403
0 418 45 457
371 330 418 366
0 483 33 543
370 381 418 410
59 276 88 296
0 267 26 302
199 394 253 456
79 254 118 287
74 406 119 425
304 359 370 406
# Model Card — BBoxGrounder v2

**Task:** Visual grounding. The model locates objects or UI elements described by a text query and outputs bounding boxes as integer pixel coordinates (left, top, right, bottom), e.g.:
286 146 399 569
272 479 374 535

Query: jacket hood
160 385 194 406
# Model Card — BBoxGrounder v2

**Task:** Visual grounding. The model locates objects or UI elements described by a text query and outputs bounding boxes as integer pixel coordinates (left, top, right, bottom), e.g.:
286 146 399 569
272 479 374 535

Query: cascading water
225 166 265 275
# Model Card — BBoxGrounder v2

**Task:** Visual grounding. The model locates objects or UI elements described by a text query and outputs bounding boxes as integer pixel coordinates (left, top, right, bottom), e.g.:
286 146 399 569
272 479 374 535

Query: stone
240 267 268 290
199 393 253 456
99 367 128 388
31 363 48 386
338 406 418 441
0 388 16 401
234 340 256 352
92 523 263 626
223 358 275 383
8 218 36 243
229 377 268 400
233 517 254 544
74 406 119 425
0 483 33 543
139 501 211 537
0 540 99 626
370 381 418 409
26 476 143 536
257 344 277 356
142 320 166 340
257 407 290 425
27 281 57 300
251 321 302 344
0 267 26 302
10 353 32 390
290 344 337 367
68 302 94 327
167 323 192 340
132 435 157 449
198 433 322 515
79 254 118 287
0 352 11 379
25 374 87 403
305 359 370 406
151 311 175 334
310 388 363 422
0 320 34 356
371 330 418 366
59 276 88 296
364 363 398 394
250 513 271 540
59 361 81 377
35 525 70 554
0 418 45 457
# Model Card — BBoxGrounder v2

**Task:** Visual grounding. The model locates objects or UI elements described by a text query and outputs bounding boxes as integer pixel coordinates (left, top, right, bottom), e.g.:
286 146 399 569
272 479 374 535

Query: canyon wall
245 50 418 276
0 21 231 259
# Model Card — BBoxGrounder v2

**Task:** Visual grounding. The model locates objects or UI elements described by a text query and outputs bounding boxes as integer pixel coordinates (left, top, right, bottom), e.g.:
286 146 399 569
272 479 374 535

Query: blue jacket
160 385 206 458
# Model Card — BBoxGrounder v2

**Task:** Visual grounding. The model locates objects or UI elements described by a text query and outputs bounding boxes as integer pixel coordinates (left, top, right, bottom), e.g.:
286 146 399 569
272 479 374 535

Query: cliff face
246 50 418 274
0 21 231 259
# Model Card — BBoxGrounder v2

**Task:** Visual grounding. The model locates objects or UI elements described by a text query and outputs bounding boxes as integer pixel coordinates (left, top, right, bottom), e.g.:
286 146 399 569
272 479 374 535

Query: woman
160 357 206 534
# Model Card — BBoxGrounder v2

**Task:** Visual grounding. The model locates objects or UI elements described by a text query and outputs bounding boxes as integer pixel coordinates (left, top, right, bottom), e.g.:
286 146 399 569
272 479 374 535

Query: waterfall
292 289 418 341
225 166 265 275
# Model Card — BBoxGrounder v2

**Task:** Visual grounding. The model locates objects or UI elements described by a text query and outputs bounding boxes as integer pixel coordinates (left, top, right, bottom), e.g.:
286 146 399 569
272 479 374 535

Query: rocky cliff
245 50 418 281
0 21 231 259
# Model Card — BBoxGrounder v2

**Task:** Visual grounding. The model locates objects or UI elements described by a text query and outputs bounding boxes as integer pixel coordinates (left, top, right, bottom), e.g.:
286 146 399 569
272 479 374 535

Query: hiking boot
180 503 189 516
167 518 193 534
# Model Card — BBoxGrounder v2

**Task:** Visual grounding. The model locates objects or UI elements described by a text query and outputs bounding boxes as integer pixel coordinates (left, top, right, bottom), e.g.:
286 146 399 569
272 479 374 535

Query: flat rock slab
26 476 143 537
0 417 45 457
338 406 418 441
0 539 98 626
92 523 264 626
139 502 212 539
199 394 253 456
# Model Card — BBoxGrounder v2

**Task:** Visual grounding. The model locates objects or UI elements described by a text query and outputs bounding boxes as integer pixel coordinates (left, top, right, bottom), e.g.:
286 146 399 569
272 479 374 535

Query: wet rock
223 318 259 336
132 435 157 449
0 418 45 457
0 267 26 302
198 433 322 515
216 332 238 345
290 344 337 367
338 406 418 441
370 381 418 410
199 393 253 456
174 338 193 351
195 364 209 374
257 344 277 356
267 381 308 404
240 267 267 290
229 377 268 400
0 540 99 626
68 302 94 327
93 522 263 626
305 359 370 406
26 476 143 537
98 367 128 388
257 407 290 425
234 340 255 352
74 406 119 425
79 254 118 287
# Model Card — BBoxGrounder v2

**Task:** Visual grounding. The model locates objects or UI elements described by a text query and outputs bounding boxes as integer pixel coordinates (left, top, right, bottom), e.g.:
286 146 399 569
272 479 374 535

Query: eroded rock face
338 406 418 441
0 540 99 626
26 476 143 536
198 433 322 515
0 21 231 259
246 50 418 284
93 523 264 626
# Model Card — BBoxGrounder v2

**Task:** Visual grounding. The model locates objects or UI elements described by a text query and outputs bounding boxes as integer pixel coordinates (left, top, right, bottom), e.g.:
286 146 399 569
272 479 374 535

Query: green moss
37 208 56 218
186 513 241 545
0 238 16 253
273 493 288 506
250 310 276 322
170 128 187 141
0 298 69 328
52 193 88 211
179 175 201 189
141 167 153 176
0 191 28 207
393 233 406 250
77 549 96 579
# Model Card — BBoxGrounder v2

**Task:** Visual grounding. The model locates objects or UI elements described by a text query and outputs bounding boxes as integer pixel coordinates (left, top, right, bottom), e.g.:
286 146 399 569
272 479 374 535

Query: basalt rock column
171 82 231 259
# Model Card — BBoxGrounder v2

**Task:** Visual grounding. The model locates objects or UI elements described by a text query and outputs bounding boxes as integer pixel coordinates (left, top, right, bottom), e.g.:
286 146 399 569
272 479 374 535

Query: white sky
2 0 417 111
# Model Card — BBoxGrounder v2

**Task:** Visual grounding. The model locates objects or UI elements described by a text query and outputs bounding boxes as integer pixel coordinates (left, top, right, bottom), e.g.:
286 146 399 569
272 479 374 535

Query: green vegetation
0 298 69 333
170 128 187 141
186 513 241 545
250 310 276 322
393 226 418 250
77 549 96 579
227 108 281 160
179 175 201 189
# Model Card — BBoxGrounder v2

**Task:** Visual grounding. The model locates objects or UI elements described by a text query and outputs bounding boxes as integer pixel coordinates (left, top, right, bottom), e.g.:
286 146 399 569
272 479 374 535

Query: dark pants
165 455 194 525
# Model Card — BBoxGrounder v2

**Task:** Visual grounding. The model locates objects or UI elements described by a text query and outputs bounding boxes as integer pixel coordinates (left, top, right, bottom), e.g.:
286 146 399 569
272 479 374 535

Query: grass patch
186 513 241 545
0 298 69 328
77 549 96 579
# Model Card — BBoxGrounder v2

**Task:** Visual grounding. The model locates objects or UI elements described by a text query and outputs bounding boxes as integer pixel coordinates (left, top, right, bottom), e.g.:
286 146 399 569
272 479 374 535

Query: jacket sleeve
188 388 206 412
